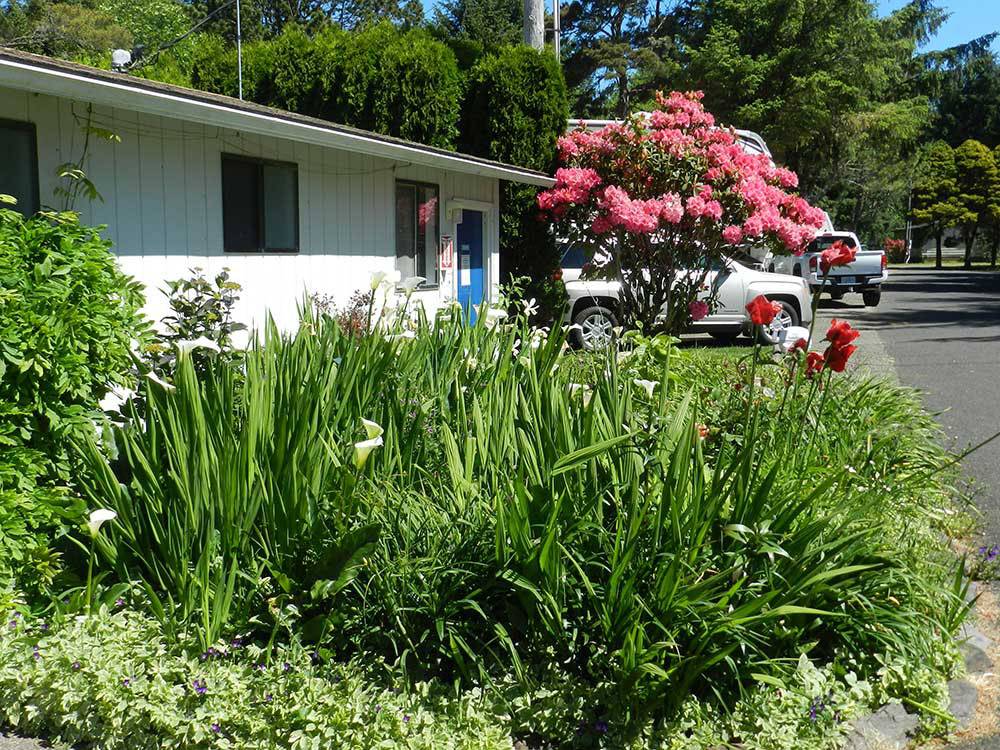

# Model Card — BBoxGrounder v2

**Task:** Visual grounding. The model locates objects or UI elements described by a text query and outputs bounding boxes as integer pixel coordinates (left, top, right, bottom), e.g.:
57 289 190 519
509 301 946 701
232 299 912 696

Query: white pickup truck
560 245 813 350
768 231 888 307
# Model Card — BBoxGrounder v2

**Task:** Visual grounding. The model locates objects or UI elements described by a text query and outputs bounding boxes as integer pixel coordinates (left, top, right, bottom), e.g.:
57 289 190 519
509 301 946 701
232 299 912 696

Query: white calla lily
354 437 383 469
175 336 220 355
633 379 658 398
354 419 384 469
400 276 426 294
145 370 176 391
87 509 117 538
361 419 384 440
386 330 417 342
523 298 539 316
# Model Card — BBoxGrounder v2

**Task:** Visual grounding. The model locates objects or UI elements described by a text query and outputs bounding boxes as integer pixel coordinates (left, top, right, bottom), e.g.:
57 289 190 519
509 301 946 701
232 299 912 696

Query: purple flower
210 723 221 734
7 621 16 629
403 715 410 723
123 677 131 687
594 720 609 734
809 696 825 722
71 661 81 671
282 661 292 673
193 679 207 696
264 693 273 703
38 622 48 632
255 662 266 671
115 598 125 608
230 637 243 649
31 647 40 661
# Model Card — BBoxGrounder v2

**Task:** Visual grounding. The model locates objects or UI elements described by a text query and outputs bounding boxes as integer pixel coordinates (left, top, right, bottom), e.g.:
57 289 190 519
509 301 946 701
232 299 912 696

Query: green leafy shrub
0 209 148 477
0 209 146 596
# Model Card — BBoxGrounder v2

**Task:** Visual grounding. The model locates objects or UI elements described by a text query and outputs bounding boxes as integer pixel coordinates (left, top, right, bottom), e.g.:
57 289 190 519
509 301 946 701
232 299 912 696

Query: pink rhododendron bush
538 91 828 333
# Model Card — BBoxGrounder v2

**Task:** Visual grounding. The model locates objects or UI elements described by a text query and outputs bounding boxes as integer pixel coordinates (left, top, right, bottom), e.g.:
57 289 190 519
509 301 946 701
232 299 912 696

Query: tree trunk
522 0 544 50
963 227 976 269
935 228 943 269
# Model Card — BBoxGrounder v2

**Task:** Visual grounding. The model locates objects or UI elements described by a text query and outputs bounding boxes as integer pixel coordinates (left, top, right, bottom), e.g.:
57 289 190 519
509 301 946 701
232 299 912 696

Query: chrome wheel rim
581 311 615 350
761 308 794 343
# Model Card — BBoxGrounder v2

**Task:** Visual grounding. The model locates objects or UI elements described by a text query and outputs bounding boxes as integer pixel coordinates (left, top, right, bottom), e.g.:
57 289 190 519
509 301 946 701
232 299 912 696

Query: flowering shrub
884 237 906 263
538 92 827 333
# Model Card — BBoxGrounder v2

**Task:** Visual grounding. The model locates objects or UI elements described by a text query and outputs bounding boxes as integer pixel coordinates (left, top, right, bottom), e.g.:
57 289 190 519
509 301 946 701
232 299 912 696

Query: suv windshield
808 235 857 252
560 243 587 269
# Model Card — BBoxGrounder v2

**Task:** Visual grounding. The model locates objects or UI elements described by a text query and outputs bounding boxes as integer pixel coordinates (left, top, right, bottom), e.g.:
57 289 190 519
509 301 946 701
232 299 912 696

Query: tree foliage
953 139 1000 267
433 0 521 47
911 141 962 267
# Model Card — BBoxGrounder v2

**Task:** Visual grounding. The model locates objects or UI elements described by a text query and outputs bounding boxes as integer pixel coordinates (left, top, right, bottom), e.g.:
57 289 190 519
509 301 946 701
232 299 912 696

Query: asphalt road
819 268 1000 542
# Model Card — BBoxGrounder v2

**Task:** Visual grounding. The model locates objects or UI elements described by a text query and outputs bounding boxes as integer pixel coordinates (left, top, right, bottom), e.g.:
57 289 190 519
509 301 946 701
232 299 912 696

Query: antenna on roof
235 0 243 100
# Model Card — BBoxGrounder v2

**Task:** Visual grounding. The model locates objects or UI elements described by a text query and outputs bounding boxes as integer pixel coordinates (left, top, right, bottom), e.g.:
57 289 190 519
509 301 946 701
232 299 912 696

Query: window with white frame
395 181 439 284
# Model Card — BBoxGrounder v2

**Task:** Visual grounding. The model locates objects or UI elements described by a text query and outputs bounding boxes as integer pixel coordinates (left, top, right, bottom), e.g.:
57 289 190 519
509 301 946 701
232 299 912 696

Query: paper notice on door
460 246 471 286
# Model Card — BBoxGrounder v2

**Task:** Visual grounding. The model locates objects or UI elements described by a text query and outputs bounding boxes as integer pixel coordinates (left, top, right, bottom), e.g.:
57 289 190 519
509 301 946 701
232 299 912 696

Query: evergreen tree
433 0 521 47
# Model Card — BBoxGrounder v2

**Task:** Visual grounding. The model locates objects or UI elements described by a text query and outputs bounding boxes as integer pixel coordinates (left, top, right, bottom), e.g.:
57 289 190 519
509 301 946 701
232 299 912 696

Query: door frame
446 198 496 307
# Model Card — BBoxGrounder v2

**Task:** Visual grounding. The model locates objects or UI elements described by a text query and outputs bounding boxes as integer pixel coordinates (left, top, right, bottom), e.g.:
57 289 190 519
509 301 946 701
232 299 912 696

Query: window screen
0 120 39 217
222 155 298 252
395 181 439 284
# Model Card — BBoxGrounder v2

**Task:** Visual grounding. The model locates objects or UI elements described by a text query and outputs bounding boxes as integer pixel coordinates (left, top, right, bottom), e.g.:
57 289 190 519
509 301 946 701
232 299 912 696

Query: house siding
1 86 500 329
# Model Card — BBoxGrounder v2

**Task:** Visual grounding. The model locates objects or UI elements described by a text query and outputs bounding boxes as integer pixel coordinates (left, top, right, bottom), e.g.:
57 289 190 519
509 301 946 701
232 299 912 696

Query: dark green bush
460 46 569 317
192 25 463 149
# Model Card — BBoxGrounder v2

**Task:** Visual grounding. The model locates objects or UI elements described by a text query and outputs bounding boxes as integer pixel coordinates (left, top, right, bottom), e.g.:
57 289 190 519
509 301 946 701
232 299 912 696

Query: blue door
456 209 484 322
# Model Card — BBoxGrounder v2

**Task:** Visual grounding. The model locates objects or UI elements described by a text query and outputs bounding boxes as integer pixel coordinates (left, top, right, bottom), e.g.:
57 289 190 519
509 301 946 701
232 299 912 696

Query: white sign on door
459 244 471 287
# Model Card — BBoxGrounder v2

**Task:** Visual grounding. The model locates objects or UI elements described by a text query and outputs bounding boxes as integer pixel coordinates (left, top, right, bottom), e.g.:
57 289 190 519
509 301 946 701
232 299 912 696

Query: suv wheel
754 300 799 345
573 305 618 351
862 289 881 307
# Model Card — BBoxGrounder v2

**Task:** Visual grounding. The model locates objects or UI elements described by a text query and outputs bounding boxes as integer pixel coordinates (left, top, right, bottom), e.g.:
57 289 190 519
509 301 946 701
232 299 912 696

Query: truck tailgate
826 251 883 279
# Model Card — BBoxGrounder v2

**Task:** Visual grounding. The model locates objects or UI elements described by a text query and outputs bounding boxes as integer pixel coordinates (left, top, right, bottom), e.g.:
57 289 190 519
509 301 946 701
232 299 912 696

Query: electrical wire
128 0 239 72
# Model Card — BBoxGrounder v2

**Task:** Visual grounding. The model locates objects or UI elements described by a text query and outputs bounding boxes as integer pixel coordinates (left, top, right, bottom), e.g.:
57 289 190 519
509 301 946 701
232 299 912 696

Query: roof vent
111 49 132 72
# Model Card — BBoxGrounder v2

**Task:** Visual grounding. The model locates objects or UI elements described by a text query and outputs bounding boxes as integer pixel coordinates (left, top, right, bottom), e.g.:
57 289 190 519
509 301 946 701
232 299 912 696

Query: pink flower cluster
537 168 603 212
538 89 828 254
591 186 684 234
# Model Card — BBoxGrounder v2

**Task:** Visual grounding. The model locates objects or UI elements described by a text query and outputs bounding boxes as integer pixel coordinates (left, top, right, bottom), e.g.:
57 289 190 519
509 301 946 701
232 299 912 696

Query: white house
0 49 554 328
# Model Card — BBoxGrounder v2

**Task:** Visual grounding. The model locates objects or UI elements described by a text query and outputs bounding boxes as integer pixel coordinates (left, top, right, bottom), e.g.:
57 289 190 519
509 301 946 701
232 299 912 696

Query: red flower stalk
805 351 825 378
819 241 857 274
825 344 857 372
825 319 860 348
746 295 782 326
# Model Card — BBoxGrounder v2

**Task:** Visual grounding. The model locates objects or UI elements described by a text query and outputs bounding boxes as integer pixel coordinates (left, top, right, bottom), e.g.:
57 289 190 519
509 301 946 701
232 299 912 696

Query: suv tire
572 305 619 351
754 299 800 345
862 289 881 307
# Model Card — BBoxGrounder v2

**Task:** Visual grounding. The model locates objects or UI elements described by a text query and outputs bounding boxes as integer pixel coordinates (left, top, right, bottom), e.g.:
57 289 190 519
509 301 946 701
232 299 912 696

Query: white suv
560 246 813 349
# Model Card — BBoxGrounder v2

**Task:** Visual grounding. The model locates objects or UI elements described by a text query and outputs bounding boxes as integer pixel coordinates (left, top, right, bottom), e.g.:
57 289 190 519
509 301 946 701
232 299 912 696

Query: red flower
790 337 808 354
825 344 857 372
746 295 782 326
825 319 859 348
819 241 857 274
551 269 564 282
805 351 825 378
